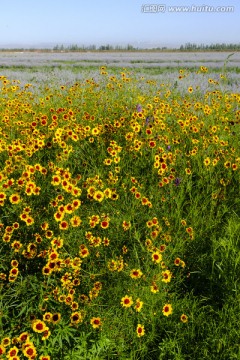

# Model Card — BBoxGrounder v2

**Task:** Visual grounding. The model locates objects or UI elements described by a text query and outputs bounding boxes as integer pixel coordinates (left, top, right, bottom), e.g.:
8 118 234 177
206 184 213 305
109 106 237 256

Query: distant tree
127 44 134 51
179 42 240 51
114 45 123 50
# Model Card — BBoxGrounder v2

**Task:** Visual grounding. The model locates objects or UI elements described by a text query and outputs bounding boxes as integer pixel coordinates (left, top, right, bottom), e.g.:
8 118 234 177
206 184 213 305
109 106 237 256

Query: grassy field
1 50 240 66
0 56 240 359
1 51 240 94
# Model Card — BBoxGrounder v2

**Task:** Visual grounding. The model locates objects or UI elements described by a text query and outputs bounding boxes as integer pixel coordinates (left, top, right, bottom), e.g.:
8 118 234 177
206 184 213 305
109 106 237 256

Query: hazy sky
0 0 239 48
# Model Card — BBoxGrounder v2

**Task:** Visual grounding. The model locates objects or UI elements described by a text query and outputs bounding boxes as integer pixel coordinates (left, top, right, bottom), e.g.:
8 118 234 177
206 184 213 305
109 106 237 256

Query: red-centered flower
39 356 51 360
9 194 21 204
79 247 89 258
43 312 52 322
135 192 141 199
136 324 145 337
13 222 20 229
90 317 102 328
8 346 18 357
26 216 34 226
18 332 29 342
152 251 162 264
23 345 36 357
59 220 69 230
32 319 46 333
101 220 109 229
162 270 172 283
51 175 61 185
180 314 188 323
130 269 143 279
0 192 7 200
70 312 82 324
174 257 181 266
51 313 61 324
42 266 52 276
0 345 5 355
149 140 156 148
121 295 133 308
162 304 173 316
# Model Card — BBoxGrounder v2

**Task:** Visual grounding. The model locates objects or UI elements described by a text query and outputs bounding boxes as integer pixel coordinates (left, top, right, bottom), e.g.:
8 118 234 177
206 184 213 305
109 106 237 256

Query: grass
0 65 239 359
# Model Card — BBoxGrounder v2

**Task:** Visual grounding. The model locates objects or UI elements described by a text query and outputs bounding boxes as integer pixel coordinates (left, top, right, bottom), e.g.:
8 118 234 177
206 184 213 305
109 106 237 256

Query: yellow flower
104 158 112 165
54 211 64 222
107 259 118 271
79 246 89 258
104 188 112 198
22 342 37 358
101 219 109 229
70 312 83 324
135 298 144 312
9 267 19 277
162 303 173 316
180 314 188 323
174 257 181 266
11 241 22 252
90 317 102 329
51 313 61 324
130 269 143 280
41 327 51 340
72 199 81 210
162 269 172 283
1 336 11 347
122 220 131 231
204 157 211 166
7 346 19 358
93 190 104 202
0 344 6 356
18 331 29 343
185 168 192 175
121 295 133 308
151 251 162 264
224 161 231 169
150 282 159 293
43 312 53 322
0 192 7 202
59 220 69 230
25 216 35 226
9 193 21 204
51 175 61 186
64 203 74 214
181 219 187 226
136 324 145 337
70 215 82 227
32 319 47 333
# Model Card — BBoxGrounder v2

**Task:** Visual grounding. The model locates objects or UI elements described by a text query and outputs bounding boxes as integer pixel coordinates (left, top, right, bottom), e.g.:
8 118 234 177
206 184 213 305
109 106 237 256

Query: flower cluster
0 67 239 356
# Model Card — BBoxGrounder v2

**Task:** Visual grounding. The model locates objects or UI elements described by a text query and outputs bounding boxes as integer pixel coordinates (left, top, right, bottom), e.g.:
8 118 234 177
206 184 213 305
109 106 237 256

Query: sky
0 0 239 48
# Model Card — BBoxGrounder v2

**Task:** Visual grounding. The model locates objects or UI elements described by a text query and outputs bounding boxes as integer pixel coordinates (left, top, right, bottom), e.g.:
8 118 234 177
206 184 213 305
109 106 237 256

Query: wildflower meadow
0 64 239 359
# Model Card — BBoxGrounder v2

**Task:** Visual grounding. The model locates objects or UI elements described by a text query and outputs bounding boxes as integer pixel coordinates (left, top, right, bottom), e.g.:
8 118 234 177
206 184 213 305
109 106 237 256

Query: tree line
53 42 240 51
1 42 240 52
